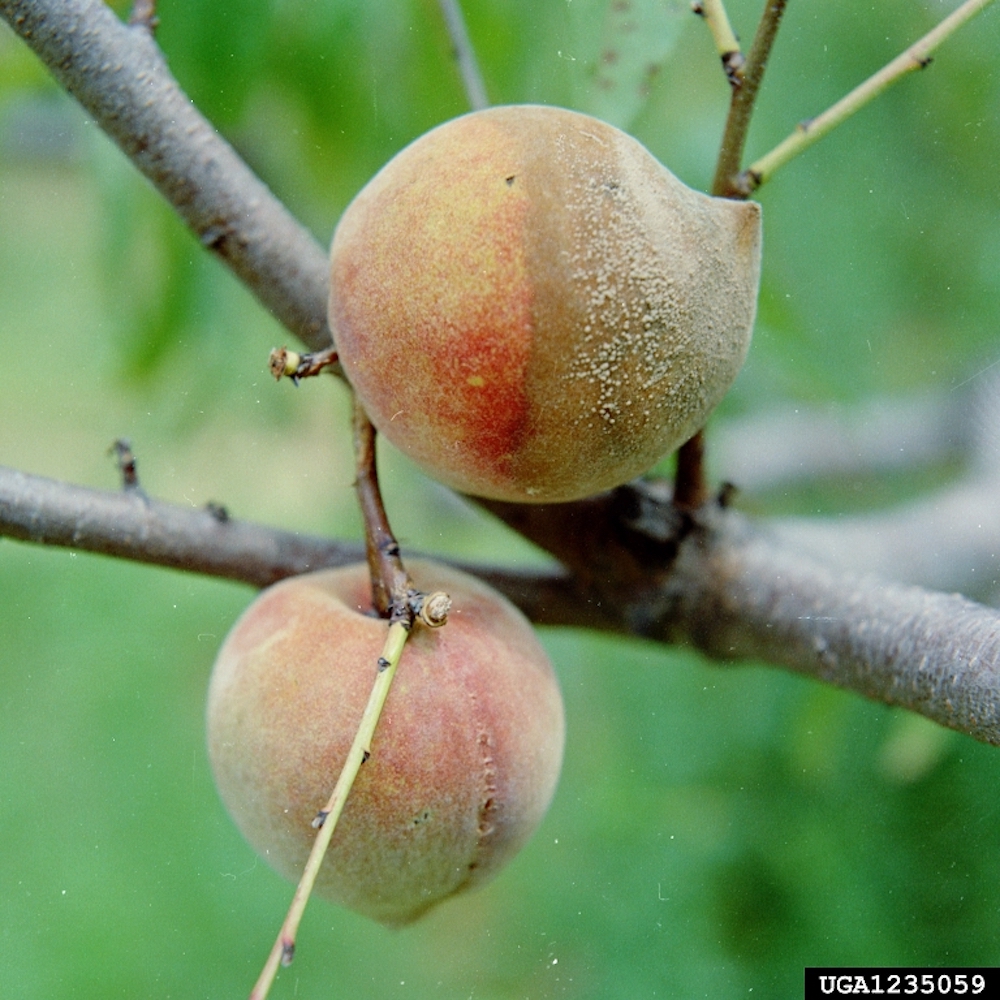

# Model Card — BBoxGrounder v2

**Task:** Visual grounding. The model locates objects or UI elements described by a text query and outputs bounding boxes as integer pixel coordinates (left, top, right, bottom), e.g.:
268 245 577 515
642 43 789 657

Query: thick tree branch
0 464 589 626
663 505 1000 747
4 464 1000 746
0 465 361 588
0 0 335 353
480 482 1000 746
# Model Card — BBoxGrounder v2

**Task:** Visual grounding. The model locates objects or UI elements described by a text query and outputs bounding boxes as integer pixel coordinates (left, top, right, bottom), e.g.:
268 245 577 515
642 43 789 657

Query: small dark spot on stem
722 51 745 88
200 223 230 252
377 656 390 671
109 439 140 491
362 750 371 764
311 809 329 829
205 501 229 523
280 940 295 966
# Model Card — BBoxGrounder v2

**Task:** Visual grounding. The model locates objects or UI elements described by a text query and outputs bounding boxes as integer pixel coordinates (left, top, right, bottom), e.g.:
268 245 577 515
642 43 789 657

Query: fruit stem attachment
673 430 708 510
692 0 745 88
248 618 412 1000
735 0 997 196
352 394 416 620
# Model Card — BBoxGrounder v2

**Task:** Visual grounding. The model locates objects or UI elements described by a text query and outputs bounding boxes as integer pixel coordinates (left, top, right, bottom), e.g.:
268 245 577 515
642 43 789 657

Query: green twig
248 392 444 997
737 0 996 195
693 0 745 87
248 620 412 1000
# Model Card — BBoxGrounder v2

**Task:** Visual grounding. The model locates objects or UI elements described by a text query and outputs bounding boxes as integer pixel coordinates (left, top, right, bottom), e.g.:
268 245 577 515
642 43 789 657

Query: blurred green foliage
1 1 999 997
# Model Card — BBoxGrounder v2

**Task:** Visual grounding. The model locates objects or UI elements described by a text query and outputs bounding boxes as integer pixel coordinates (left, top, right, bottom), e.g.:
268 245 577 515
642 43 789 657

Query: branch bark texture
662 512 1000 747
0 465 361 588
0 0 334 352
5 464 1000 747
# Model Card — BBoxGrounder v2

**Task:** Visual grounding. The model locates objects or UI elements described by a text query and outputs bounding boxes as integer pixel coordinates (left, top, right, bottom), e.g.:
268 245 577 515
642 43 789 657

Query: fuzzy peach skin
206 559 565 927
329 104 761 503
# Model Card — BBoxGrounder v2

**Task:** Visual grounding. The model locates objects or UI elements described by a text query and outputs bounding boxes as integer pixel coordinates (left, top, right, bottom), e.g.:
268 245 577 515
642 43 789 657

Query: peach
329 104 761 503
206 559 564 927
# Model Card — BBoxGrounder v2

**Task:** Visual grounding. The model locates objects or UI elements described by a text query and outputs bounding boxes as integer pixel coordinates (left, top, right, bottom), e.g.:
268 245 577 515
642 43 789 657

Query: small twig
735 0 997 195
268 345 341 385
127 0 158 33
108 439 142 492
711 0 788 198
692 0 745 88
351 395 413 620
248 619 414 1000
436 0 489 111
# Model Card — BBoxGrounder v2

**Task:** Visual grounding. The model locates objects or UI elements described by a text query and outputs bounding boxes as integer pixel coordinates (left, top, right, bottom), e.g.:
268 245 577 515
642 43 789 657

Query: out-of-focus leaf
564 0 690 129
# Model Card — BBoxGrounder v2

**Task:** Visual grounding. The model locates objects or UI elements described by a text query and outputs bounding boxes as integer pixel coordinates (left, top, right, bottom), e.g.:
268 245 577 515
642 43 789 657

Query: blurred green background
2 1 999 997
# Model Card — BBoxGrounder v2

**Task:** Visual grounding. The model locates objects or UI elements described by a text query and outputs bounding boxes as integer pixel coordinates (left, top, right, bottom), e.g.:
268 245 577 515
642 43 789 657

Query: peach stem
248 620 411 1000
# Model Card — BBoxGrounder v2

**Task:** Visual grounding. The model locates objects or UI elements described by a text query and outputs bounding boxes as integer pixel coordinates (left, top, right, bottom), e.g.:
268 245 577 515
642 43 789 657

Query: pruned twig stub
109 439 141 492
268 345 340 384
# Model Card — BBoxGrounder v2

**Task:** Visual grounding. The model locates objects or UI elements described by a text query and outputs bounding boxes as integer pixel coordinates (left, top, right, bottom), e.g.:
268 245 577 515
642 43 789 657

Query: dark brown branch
0 0 334 353
672 430 708 509
351 398 413 621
